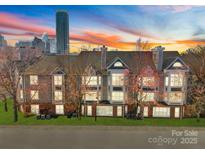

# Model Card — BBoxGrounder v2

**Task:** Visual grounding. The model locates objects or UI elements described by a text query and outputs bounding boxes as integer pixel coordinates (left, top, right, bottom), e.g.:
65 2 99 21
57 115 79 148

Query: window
84 76 101 86
144 106 148 117
54 91 63 101
169 92 183 103
30 75 38 85
165 76 169 86
96 106 113 116
170 73 183 87
173 62 182 68
142 77 154 87
55 105 64 114
175 107 180 118
54 75 63 86
81 105 85 115
112 91 124 101
85 91 98 101
31 105 39 114
87 105 92 116
153 107 170 117
114 61 123 67
112 73 124 86
30 90 39 100
20 90 23 99
117 106 122 116
142 92 155 102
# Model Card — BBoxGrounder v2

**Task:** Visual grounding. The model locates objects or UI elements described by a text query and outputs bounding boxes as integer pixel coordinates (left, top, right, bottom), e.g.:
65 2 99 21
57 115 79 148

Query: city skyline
1 5 205 52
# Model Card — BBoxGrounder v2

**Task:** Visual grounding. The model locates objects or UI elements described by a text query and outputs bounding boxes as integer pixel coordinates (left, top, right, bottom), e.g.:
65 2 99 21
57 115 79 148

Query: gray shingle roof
162 51 180 69
24 50 180 75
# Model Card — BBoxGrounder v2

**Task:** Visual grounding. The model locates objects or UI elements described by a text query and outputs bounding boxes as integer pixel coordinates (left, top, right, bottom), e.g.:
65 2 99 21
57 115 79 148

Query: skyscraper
56 10 69 54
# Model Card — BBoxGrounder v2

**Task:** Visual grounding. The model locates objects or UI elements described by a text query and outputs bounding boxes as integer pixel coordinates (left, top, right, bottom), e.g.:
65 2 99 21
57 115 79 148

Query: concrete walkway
0 126 204 149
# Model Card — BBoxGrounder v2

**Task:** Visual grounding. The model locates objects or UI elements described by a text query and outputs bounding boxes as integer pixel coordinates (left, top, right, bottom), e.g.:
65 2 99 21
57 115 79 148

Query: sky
1 5 205 52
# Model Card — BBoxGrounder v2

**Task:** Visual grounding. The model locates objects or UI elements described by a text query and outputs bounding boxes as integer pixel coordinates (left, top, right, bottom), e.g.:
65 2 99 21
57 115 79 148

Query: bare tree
0 47 42 122
55 54 95 120
136 38 152 51
182 46 205 121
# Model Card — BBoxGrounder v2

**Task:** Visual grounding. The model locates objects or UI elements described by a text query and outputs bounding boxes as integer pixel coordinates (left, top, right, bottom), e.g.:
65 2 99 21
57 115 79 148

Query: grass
0 99 205 126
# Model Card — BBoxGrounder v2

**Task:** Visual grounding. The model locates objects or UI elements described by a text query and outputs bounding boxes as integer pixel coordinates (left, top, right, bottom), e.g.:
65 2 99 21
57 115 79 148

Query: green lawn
0 99 205 126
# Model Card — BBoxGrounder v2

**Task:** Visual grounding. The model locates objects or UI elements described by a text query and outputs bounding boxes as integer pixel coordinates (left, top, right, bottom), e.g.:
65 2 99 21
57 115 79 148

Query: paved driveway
0 126 204 149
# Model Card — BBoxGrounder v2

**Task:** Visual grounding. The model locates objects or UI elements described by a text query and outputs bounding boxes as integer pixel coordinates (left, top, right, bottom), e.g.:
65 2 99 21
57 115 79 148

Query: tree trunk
94 103 97 122
13 100 18 122
4 100 8 112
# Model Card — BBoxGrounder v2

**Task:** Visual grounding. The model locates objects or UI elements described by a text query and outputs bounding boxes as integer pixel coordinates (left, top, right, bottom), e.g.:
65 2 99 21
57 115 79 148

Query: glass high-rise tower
56 10 69 54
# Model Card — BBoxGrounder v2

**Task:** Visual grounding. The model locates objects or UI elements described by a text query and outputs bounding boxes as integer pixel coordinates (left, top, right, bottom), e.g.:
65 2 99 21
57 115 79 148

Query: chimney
151 46 165 71
100 45 108 101
100 45 107 70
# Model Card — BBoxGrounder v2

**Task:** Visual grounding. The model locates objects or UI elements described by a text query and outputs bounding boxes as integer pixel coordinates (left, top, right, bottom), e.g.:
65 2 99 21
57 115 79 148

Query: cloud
140 5 197 14
0 12 55 37
70 31 134 49
70 31 166 50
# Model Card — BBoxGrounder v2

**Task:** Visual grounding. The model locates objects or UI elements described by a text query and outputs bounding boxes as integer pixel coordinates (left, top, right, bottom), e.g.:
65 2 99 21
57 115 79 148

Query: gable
107 57 128 70
165 57 189 70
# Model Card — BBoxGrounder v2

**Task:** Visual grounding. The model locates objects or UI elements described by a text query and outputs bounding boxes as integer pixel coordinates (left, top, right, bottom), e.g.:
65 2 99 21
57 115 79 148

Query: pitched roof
162 51 180 69
24 50 181 75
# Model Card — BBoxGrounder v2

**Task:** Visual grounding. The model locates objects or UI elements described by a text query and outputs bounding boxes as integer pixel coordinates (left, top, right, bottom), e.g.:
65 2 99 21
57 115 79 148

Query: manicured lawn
0 99 205 126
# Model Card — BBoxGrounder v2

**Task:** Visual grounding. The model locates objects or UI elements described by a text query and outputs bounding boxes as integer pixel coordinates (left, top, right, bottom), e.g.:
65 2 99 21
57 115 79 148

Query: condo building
18 45 189 118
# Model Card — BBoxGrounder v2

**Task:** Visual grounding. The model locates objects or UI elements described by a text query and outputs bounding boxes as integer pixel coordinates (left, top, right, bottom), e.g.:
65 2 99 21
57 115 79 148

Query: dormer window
173 62 182 68
114 61 123 67
30 75 38 85
54 75 63 86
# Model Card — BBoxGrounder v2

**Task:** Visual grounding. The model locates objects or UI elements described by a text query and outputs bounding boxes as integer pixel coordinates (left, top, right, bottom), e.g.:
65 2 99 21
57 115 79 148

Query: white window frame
87 105 92 116
85 91 98 101
117 106 122 116
142 77 155 87
30 75 38 85
84 76 101 86
54 90 63 101
54 75 63 86
173 62 182 68
112 73 124 86
153 107 170 118
175 107 180 118
112 91 124 101
30 90 39 100
142 92 155 102
170 73 183 87
165 76 169 86
169 92 183 103
114 61 123 67
144 106 148 117
55 105 64 114
96 106 113 116
31 105 39 114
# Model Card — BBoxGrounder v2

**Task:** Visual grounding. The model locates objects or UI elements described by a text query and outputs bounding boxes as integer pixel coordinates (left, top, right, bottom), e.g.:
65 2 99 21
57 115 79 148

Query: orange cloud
70 31 130 49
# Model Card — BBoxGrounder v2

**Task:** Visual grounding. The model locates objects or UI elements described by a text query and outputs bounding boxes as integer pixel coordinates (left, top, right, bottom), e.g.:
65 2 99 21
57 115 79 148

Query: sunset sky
1 5 205 52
